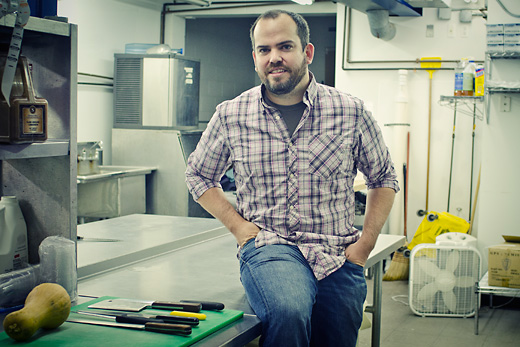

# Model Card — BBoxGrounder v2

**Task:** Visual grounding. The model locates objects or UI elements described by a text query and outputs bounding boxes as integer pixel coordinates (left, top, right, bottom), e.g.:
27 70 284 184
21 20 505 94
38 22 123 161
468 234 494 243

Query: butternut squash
3 282 71 341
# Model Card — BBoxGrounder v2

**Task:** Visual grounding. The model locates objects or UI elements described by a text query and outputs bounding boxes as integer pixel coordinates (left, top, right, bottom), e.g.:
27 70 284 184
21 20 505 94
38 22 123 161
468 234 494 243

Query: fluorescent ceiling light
292 0 314 5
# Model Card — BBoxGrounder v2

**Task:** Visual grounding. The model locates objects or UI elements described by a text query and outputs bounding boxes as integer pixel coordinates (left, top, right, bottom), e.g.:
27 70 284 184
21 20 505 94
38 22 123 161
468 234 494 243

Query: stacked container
504 23 520 53
0 196 29 274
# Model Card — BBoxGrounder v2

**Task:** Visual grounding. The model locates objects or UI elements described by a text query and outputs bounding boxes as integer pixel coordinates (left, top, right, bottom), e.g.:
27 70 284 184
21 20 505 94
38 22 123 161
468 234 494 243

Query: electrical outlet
500 95 511 112
426 24 434 38
460 25 469 38
448 23 456 38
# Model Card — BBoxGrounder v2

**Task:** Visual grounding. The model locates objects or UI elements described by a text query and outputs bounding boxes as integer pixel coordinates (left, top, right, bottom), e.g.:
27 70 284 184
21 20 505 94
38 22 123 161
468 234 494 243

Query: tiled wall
185 17 257 124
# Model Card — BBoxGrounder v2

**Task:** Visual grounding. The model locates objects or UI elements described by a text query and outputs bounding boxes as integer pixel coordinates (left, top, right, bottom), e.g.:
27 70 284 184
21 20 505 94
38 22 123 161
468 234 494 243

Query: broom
383 132 411 281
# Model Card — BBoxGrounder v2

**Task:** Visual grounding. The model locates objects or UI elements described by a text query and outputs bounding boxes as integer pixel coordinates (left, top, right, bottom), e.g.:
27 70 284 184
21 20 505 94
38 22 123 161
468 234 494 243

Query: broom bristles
383 246 410 281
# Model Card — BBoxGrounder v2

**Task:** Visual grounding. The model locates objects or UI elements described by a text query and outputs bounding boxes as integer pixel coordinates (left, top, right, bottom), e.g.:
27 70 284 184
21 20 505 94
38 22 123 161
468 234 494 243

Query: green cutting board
0 296 243 346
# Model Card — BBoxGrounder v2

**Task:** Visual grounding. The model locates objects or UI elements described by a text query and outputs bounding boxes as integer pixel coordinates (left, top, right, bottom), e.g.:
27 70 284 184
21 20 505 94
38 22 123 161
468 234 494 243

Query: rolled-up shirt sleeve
356 107 400 193
185 109 232 201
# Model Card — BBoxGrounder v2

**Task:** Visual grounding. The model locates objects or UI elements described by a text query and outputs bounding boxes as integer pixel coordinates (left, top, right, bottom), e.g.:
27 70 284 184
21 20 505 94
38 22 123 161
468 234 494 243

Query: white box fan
409 232 481 317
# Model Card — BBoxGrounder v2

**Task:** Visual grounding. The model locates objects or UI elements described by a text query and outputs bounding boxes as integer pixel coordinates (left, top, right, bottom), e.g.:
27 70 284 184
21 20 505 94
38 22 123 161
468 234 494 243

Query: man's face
252 14 314 97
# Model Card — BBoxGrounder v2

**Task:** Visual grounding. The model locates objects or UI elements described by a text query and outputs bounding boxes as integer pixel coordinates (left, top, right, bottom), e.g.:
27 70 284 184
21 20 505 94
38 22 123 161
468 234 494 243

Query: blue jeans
239 239 367 347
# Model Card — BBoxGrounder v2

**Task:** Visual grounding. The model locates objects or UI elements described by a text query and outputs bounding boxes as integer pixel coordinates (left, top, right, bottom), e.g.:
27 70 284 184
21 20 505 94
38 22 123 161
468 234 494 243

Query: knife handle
151 301 202 312
180 300 225 311
156 315 199 326
116 315 164 325
170 311 207 320
144 322 192 335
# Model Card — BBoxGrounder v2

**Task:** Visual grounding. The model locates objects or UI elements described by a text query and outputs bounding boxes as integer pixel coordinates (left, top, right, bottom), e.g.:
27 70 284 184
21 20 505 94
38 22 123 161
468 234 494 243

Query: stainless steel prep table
77 214 404 346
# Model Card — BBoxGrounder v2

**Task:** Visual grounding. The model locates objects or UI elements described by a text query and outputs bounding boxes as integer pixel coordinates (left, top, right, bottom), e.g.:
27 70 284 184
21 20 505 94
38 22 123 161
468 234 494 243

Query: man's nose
269 50 283 64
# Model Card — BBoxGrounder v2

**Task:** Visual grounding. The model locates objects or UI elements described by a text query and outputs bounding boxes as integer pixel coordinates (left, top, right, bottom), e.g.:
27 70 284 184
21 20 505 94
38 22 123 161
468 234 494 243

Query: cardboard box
488 236 520 288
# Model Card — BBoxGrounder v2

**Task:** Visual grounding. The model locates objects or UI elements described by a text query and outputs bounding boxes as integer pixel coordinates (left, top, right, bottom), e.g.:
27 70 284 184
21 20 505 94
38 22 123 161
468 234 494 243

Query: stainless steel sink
77 165 156 183
77 166 156 221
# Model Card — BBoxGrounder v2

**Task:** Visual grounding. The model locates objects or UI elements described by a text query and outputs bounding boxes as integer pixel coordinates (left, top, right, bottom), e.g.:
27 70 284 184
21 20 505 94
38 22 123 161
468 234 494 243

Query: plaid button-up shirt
186 74 399 280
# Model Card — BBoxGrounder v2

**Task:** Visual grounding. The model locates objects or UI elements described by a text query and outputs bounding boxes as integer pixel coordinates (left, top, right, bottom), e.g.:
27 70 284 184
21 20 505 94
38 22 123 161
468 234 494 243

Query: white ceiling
115 0 338 18
116 0 311 11
114 0 486 16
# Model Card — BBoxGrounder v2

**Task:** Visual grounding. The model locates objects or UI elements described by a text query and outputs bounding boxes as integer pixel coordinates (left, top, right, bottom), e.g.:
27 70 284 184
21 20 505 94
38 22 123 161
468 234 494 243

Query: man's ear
305 43 315 65
252 50 258 71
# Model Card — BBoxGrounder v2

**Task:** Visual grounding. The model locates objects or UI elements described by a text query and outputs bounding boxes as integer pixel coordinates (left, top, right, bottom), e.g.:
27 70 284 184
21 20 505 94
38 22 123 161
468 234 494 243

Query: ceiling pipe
366 9 396 41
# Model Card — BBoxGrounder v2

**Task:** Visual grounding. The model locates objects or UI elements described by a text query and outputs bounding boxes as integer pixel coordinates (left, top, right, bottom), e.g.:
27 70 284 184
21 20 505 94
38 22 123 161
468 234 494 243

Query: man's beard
262 58 307 96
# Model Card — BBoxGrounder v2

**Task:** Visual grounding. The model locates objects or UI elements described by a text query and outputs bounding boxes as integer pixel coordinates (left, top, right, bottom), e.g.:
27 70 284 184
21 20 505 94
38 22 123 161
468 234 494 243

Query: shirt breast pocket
308 135 353 179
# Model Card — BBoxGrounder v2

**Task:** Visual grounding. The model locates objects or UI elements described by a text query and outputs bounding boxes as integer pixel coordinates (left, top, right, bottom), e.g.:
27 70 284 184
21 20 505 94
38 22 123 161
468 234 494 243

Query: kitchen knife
66 318 192 335
88 298 202 312
75 310 199 326
180 300 225 311
170 311 207 320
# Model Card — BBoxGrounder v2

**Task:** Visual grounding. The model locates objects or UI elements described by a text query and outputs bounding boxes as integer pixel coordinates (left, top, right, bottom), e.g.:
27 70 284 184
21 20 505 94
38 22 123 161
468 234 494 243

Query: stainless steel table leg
369 260 383 347
474 282 479 335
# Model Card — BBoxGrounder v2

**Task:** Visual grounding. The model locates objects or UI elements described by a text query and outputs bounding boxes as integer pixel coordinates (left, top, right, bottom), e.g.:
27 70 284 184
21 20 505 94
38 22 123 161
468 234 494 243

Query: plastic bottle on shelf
462 59 477 96
0 196 29 274
474 64 485 96
454 59 466 96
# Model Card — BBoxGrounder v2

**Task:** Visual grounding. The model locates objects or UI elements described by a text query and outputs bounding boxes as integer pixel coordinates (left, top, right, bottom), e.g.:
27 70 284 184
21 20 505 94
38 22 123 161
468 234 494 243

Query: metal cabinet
0 16 77 263
113 54 200 130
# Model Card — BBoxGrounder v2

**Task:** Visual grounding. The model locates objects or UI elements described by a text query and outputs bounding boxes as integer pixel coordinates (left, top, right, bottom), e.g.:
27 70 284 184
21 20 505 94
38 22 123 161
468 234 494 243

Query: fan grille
409 245 481 317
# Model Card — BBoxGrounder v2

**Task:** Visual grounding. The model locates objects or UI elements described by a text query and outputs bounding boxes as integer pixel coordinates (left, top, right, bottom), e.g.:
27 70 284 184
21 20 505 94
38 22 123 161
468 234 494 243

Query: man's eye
282 45 293 51
258 48 268 54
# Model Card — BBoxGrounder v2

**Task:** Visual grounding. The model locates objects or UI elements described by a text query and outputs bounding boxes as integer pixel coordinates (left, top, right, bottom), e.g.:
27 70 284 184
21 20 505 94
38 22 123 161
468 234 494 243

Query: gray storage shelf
0 140 70 160
0 15 77 264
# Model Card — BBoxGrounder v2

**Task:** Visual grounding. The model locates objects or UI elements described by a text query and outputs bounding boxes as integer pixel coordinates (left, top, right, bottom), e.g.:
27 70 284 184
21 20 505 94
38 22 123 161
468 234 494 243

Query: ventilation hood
339 0 453 16
338 0 455 41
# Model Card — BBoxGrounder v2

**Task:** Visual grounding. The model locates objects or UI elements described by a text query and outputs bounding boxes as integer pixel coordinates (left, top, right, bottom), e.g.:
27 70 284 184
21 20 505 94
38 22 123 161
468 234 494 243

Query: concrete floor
245 278 520 347
357 279 520 347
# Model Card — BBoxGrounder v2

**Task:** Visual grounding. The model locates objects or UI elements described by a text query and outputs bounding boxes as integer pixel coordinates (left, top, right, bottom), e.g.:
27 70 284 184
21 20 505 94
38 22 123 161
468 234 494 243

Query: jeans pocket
345 258 365 271
238 238 256 261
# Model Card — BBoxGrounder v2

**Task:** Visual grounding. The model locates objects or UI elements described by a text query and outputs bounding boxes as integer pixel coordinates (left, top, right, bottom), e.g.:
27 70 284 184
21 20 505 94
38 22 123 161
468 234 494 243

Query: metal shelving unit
0 15 78 263
438 95 483 218
439 95 485 119
0 140 70 160
484 51 520 123
474 272 520 335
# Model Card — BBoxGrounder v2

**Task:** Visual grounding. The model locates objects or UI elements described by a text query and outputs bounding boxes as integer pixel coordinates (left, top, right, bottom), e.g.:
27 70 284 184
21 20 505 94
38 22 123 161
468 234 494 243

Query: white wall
58 0 162 164
336 1 520 271
477 0 520 269
335 4 487 240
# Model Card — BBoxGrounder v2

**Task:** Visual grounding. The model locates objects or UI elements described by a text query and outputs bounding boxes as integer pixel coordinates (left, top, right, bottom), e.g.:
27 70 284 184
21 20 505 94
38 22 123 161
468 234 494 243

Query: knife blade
66 318 192 335
88 298 202 312
77 235 122 242
180 300 225 311
74 310 199 326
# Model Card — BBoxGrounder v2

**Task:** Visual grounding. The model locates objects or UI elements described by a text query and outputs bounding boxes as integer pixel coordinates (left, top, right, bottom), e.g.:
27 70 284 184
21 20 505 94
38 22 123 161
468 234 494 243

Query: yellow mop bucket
407 211 470 250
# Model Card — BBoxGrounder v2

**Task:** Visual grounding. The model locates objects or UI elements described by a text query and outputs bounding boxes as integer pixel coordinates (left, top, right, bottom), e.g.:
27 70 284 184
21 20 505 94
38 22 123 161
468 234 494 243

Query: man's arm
197 187 260 246
345 187 396 266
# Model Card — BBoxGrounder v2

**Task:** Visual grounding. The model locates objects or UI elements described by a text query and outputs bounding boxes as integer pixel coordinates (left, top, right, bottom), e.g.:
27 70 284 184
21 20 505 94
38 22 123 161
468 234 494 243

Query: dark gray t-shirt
265 96 306 136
